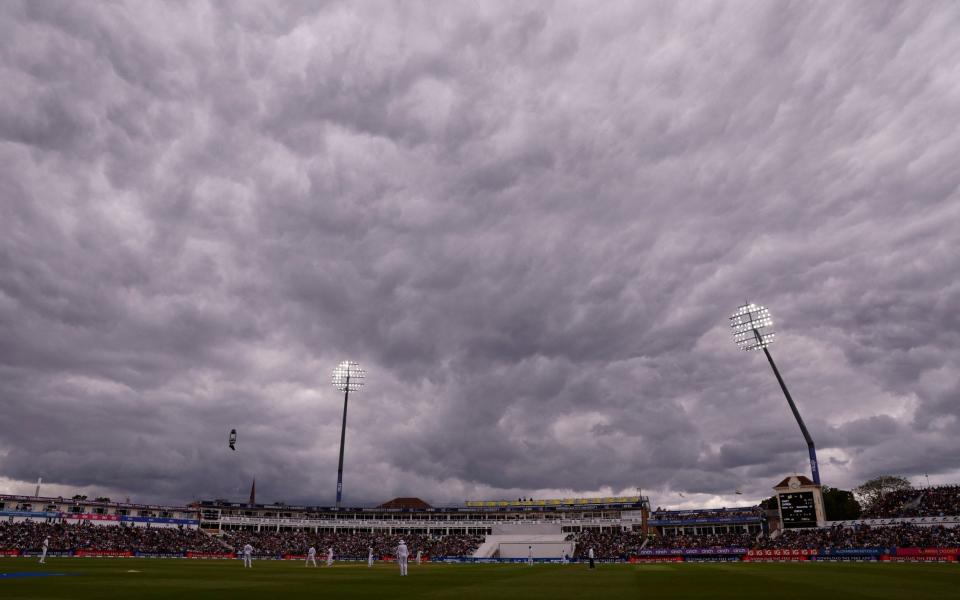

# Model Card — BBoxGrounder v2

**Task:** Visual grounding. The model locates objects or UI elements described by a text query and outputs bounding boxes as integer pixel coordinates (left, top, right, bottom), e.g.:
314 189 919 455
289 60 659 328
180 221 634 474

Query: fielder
306 546 317 567
242 543 254 568
368 546 374 568
326 547 334 567
396 539 409 576
527 545 533 566
416 549 422 566
39 536 49 564
588 547 595 569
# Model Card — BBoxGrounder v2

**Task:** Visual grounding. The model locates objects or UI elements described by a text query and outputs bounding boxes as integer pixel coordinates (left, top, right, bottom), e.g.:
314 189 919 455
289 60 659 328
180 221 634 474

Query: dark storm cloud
2 0 959 508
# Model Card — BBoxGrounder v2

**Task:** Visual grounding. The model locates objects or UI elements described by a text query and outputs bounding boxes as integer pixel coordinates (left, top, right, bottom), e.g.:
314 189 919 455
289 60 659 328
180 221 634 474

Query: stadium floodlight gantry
730 303 821 485
331 360 365 509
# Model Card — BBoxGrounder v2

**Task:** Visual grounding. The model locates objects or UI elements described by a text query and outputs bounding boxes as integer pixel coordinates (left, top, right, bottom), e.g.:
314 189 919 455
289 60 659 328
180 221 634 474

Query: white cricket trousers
244 554 252 568
398 556 408 576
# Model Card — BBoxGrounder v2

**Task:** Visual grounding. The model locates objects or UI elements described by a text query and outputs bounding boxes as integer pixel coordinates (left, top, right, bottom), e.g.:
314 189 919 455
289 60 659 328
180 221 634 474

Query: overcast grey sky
1 1 959 509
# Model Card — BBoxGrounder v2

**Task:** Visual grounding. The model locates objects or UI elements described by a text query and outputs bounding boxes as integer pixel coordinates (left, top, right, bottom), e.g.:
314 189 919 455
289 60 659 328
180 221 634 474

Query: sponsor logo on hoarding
745 549 817 557
63 514 120 521
820 547 891 557
120 516 199 526
895 547 958 557
637 547 748 556
0 511 61 518
648 517 762 526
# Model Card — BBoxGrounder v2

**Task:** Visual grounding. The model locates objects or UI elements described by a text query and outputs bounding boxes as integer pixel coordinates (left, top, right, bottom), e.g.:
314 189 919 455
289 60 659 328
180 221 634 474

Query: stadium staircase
901 493 924 515
206 530 235 551
474 537 500 558
472 534 572 559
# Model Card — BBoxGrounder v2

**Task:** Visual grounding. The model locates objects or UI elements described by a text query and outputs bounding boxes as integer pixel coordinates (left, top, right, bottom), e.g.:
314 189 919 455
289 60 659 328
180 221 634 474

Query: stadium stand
6 521 958 559
650 507 765 522
754 523 960 550
218 530 483 558
862 485 960 518
0 521 229 553
572 530 646 559
3 486 959 561
645 531 756 549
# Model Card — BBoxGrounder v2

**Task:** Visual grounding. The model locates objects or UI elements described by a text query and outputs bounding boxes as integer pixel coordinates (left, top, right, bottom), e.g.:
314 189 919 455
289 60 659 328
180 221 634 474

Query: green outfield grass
1 559 957 600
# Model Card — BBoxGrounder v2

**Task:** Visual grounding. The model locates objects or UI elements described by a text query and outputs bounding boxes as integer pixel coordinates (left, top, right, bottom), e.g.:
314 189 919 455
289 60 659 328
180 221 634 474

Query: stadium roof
378 497 432 509
773 475 817 489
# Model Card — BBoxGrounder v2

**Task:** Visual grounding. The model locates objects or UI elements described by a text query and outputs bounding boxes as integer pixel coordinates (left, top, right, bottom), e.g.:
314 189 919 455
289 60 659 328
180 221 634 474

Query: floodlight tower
730 303 821 485
331 360 365 509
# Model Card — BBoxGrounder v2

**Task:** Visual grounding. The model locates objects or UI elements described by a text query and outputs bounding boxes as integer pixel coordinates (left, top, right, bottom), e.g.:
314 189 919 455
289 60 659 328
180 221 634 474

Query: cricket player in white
588 547 595 569
416 549 422 566
39 536 49 564
326 547 334 567
527 545 533 566
396 540 409 576
242 543 254 568
306 546 317 567
368 547 374 568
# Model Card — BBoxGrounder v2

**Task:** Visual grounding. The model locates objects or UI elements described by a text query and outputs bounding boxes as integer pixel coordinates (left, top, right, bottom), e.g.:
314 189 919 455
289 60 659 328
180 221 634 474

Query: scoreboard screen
779 491 817 528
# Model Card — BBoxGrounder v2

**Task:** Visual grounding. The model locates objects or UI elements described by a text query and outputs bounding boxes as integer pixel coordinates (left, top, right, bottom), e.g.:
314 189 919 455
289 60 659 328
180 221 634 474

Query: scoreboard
779 491 817 528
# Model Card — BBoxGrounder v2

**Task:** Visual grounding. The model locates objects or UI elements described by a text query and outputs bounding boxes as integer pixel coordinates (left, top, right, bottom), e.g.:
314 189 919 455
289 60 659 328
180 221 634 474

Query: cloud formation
1 0 959 508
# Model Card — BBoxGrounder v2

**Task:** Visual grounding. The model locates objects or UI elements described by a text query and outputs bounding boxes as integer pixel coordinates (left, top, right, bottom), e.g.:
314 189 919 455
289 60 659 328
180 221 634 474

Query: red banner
895 547 959 557
745 549 817 558
0 549 20 557
882 555 957 563
75 550 133 557
742 555 808 562
63 514 120 521
185 552 236 559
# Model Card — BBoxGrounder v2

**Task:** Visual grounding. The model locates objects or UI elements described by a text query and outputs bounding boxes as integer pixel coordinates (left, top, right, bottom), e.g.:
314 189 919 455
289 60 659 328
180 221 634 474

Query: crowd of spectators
863 485 960 519
650 507 765 521
5 517 959 559
755 523 960 550
219 530 483 558
645 531 756 549
572 530 646 559
575 524 960 557
570 530 754 559
0 521 228 553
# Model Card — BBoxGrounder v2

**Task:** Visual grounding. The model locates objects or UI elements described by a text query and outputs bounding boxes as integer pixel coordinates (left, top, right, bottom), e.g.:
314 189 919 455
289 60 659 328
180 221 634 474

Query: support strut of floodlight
730 303 821 485
332 360 365 508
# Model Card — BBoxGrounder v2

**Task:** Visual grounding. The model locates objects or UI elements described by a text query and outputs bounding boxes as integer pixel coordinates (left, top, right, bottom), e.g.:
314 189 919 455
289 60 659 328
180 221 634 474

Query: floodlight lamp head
729 302 776 352
331 360 365 392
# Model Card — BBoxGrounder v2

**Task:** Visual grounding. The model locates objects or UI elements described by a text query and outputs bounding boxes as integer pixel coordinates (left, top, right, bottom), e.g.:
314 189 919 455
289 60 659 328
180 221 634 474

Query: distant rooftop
465 495 647 508
378 497 432 510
